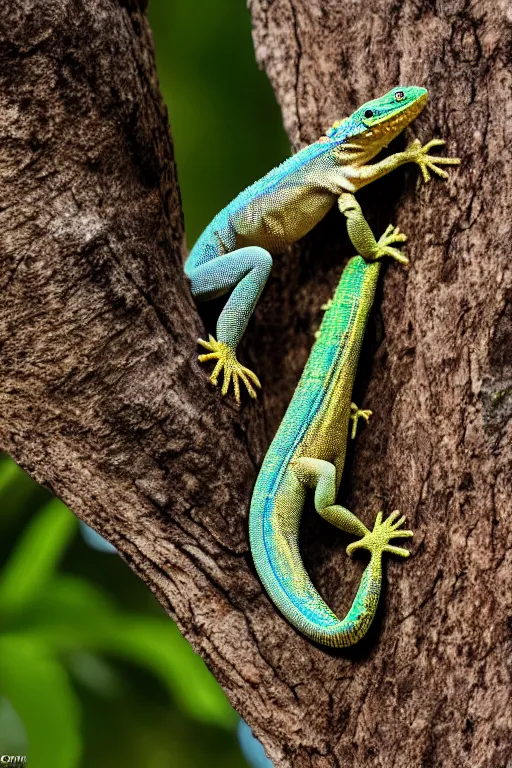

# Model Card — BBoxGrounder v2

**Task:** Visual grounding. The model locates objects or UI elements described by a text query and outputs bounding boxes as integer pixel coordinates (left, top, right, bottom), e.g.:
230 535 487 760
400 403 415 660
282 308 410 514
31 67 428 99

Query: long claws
197 335 261 404
384 544 411 558
374 225 409 265
386 510 401 526
198 336 217 352
238 369 258 399
346 509 414 559
198 352 220 362
221 366 232 396
210 357 224 384
407 138 461 185
350 403 372 439
422 138 446 151
426 156 461 164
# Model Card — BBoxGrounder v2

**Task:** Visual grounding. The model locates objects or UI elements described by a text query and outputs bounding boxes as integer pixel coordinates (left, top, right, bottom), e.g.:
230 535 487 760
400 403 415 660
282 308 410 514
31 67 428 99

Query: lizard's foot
346 510 413 558
198 335 261 404
350 402 372 439
373 224 408 265
405 138 461 184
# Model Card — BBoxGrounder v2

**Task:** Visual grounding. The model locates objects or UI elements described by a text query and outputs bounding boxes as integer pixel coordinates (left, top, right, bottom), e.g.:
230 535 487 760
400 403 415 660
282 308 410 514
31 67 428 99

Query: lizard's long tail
254 544 385 648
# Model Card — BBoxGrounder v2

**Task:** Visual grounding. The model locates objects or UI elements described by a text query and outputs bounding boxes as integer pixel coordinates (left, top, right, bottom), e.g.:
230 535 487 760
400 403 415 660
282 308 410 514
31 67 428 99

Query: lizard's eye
364 109 373 119
394 90 405 101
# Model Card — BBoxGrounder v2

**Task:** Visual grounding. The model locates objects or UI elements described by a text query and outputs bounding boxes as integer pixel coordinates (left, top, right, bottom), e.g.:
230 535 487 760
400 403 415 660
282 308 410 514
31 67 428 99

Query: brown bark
0 0 511 766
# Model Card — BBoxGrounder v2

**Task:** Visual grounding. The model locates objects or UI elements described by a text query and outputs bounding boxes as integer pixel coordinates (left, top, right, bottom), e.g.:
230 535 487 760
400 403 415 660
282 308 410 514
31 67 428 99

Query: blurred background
0 1 288 766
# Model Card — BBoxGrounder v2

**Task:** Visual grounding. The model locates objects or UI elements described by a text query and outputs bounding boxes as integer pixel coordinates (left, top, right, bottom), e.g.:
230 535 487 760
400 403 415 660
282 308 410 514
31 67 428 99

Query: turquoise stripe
258 259 371 621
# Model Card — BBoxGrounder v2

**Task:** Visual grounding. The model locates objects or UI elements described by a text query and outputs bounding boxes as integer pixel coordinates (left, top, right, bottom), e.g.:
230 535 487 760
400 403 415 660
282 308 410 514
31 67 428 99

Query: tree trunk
1 0 510 766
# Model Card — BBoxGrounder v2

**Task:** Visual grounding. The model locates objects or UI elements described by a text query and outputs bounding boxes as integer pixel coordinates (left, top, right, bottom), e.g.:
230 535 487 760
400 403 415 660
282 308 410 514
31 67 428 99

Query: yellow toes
198 334 217 352
375 224 409 265
349 403 373 439
196 336 261 404
384 544 411 558
346 509 413 559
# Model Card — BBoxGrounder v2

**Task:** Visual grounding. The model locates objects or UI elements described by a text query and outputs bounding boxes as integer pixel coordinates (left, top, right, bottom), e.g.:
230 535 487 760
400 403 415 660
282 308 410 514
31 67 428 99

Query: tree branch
1 0 510 766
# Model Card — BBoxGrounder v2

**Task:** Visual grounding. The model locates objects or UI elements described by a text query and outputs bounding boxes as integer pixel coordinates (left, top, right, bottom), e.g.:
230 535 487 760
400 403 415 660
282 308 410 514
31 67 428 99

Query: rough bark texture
0 0 511 766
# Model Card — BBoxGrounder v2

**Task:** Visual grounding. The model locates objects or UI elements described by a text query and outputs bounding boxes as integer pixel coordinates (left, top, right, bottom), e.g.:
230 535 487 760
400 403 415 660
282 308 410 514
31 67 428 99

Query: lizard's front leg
345 138 460 190
337 193 409 265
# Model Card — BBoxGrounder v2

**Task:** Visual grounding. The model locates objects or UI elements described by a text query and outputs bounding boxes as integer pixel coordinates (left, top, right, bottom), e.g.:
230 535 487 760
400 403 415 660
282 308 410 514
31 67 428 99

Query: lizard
184 85 459 404
248 211 413 647
246 91 459 647
248 193 462 646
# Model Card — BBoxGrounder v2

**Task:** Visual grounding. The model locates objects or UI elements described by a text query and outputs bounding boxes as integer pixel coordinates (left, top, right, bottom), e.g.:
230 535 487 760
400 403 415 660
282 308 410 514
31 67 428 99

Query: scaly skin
249 202 417 647
249 187 461 646
185 86 459 403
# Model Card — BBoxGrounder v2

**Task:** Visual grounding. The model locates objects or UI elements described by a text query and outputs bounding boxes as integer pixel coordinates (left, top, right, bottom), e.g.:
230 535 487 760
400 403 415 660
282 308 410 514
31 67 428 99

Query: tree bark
1 0 511 766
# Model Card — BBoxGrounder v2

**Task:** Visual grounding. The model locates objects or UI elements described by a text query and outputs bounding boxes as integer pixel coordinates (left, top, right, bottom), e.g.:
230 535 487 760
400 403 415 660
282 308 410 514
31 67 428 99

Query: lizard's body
249 255 384 646
185 86 458 403
186 87 459 646
187 136 356 263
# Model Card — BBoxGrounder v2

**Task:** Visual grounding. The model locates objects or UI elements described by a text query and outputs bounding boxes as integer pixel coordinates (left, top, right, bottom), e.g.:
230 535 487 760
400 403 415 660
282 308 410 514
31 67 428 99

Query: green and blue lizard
185 87 460 646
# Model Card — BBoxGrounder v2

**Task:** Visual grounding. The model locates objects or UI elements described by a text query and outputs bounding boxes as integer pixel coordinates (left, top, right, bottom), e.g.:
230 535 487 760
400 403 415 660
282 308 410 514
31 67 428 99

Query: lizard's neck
333 137 391 168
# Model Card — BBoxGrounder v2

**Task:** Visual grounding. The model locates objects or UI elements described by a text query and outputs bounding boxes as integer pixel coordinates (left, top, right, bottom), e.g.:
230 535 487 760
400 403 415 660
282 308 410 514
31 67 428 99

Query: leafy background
0 0 287 765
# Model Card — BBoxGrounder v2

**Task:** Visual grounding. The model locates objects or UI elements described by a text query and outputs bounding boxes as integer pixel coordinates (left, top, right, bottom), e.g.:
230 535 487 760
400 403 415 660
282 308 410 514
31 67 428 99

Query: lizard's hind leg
187 247 272 403
292 457 370 537
292 456 413 644
293 457 413 554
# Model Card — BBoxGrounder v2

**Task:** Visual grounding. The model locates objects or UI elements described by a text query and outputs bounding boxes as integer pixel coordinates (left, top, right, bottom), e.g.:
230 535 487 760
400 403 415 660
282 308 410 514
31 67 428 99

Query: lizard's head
326 86 428 153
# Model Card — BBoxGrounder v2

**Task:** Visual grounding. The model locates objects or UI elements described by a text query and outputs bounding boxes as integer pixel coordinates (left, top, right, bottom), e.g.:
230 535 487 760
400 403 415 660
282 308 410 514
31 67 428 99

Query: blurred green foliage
0 0 287 765
0 457 242 767
149 0 289 245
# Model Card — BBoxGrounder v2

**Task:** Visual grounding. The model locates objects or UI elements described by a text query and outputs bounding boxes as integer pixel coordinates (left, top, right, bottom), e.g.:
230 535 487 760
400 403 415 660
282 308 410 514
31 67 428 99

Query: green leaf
0 499 77 621
101 618 237 728
0 455 25 496
0 636 81 768
0 696 27 755
0 455 45 529
22 576 236 728
25 574 117 631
